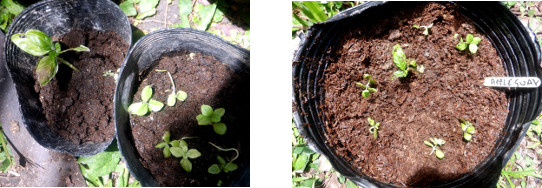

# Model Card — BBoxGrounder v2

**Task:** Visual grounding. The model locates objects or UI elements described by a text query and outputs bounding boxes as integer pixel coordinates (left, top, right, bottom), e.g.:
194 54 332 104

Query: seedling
155 69 187 106
456 34 481 54
460 119 476 142
128 85 164 116
155 131 201 172
356 74 377 98
391 44 424 80
207 142 239 175
424 138 445 159
367 117 379 139
196 104 227 135
11 29 90 86
413 23 433 36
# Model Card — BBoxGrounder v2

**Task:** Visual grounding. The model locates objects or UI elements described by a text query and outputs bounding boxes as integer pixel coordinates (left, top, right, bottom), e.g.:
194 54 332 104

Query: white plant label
484 77 541 88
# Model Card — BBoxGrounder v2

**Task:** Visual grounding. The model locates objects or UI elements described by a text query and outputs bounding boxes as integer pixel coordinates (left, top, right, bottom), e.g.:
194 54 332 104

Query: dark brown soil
34 29 129 144
129 51 249 186
321 2 508 186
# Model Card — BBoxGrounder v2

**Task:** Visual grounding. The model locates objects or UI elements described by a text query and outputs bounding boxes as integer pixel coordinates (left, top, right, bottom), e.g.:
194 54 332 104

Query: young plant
460 119 476 142
413 23 433 36
207 142 239 175
11 29 90 86
128 85 164 116
367 117 379 139
355 74 377 98
391 44 424 80
196 104 226 135
155 69 187 106
155 131 201 172
456 34 481 54
424 138 445 159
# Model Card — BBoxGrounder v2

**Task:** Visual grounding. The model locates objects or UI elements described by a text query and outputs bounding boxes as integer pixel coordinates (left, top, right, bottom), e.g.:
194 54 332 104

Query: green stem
57 57 79 72
208 142 239 162
156 69 176 92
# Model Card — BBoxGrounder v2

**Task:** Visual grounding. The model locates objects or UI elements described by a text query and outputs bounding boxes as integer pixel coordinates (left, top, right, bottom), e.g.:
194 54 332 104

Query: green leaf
197 114 212 125
162 131 170 143
163 147 171 158
36 55 58 86
464 132 472 141
466 126 475 134
213 122 227 135
136 0 159 19
11 30 53 56
201 105 213 116
170 140 180 147
141 85 153 102
435 148 445 159
208 164 221 174
466 34 474 43
471 37 482 45
224 162 238 172
187 149 201 159
469 43 478 54
176 90 187 101
119 1 137 17
301 1 328 22
293 154 309 171
167 93 176 106
170 146 186 158
180 158 192 172
179 139 188 147
346 180 357 188
367 88 377 93
413 25 420 29
392 70 408 80
1 0 24 16
424 140 433 147
148 99 164 112
155 142 168 149
213 108 225 118
78 150 122 177
136 8 156 20
128 102 148 116
179 0 192 28
197 3 217 31
362 90 370 98
392 44 407 70
367 118 374 126
456 42 467 51
213 8 224 23
63 45 90 53
217 156 226 166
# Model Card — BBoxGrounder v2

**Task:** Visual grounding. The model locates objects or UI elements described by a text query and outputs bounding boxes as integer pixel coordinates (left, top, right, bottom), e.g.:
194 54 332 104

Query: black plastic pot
3 0 131 156
115 28 249 186
292 2 542 187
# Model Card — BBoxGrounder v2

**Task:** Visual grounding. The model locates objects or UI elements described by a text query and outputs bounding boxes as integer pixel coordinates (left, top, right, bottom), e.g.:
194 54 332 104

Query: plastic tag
483 77 541 88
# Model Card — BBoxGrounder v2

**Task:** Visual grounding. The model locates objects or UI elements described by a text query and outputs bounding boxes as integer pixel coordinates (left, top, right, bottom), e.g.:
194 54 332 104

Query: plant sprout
207 142 239 175
456 34 481 54
155 69 187 106
356 74 377 98
128 85 164 116
460 119 476 142
424 138 445 159
196 105 227 135
413 23 433 36
155 131 201 172
367 117 379 139
391 44 424 80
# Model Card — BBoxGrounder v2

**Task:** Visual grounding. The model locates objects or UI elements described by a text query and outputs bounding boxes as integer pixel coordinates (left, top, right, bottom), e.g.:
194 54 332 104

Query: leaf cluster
391 44 424 80
128 85 164 116
155 131 201 172
356 74 377 98
196 105 227 135
0 0 24 31
424 137 445 159
413 23 433 36
11 30 90 86
0 126 13 173
156 70 187 107
456 34 481 54
460 119 476 142
367 117 379 139
78 149 140 187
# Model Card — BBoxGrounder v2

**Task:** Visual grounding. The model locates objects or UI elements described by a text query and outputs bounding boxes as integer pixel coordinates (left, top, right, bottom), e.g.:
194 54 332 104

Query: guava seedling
128 85 164 116
413 23 433 36
156 69 188 106
196 104 227 135
367 117 379 139
456 34 481 54
155 131 201 172
391 44 424 80
356 74 377 98
11 29 90 86
207 142 239 175
460 119 476 142
424 137 445 159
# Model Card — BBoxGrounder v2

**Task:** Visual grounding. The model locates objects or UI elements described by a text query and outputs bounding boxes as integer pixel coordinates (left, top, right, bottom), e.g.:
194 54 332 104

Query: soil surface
129 51 249 186
34 29 129 144
321 2 509 186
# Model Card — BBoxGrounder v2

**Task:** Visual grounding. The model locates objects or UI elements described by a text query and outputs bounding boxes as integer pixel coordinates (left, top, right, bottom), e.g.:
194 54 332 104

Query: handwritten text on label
483 77 541 88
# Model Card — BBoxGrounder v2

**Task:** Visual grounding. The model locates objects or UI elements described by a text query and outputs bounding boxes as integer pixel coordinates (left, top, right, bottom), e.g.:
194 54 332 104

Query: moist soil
321 2 509 186
34 29 129 144
129 51 249 186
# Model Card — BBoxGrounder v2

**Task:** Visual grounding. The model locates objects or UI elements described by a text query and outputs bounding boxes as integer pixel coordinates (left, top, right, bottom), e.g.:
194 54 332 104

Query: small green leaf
162 131 170 143
155 142 168 149
180 158 192 172
208 164 221 174
63 45 90 53
356 82 365 88
197 3 217 31
197 114 212 125
201 105 213 116
363 74 371 80
36 55 58 86
469 43 478 54
461 123 467 131
136 8 157 20
213 123 227 135
392 70 408 80
456 42 468 51
223 162 238 172
464 132 472 141
128 102 148 116
417 65 425 73
187 149 201 159
141 85 153 102
413 25 420 29
179 139 188 147
167 93 176 106
170 147 186 158
392 44 407 70
176 90 187 101
471 37 482 45
367 88 377 93
119 1 137 17
214 108 225 118
163 148 171 158
466 34 474 43
217 156 226 166
170 140 180 147
424 140 433 147
54 42 61 53
362 90 370 98
435 148 445 159
148 99 164 112
137 0 159 19
293 155 309 171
